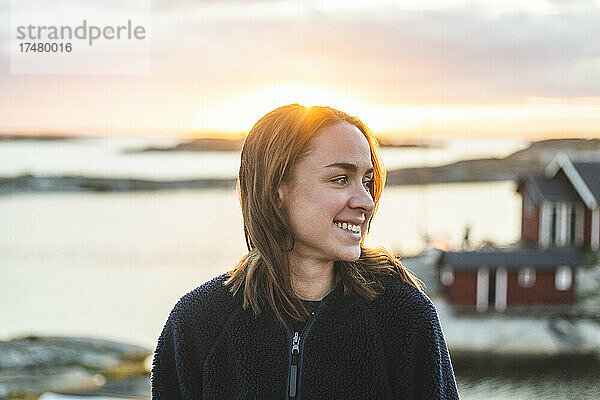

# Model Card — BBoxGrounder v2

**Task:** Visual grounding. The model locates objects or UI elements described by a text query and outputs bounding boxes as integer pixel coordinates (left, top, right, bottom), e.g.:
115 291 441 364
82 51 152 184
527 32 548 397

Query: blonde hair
226 104 422 327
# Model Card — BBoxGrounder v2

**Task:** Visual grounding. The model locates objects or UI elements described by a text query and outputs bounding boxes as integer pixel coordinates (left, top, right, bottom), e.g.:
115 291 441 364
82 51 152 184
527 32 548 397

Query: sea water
4 137 596 399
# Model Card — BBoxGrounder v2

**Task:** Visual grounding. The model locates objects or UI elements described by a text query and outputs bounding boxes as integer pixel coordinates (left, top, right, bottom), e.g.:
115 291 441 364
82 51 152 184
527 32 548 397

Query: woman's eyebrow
324 162 374 174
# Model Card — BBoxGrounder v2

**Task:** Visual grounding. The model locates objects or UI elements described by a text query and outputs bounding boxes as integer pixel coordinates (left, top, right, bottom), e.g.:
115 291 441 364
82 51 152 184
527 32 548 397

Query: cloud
146 1 600 102
3 0 599 102
2 0 600 134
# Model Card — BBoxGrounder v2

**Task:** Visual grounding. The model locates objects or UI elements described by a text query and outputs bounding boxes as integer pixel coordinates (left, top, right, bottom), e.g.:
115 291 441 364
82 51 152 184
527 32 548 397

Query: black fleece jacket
151 273 459 399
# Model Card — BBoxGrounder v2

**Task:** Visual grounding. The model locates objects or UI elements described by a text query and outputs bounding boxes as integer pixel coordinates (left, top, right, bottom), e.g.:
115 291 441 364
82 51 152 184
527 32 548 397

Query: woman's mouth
333 221 361 238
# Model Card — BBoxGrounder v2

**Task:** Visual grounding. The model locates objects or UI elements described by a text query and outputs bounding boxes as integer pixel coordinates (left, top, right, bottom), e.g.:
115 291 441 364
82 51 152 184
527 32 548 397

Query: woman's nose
349 182 375 213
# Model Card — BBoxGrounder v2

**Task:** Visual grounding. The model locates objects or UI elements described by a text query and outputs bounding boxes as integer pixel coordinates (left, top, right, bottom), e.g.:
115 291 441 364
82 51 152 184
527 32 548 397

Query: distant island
0 133 78 141
386 138 600 185
128 137 243 152
0 137 598 194
127 136 437 153
0 175 237 193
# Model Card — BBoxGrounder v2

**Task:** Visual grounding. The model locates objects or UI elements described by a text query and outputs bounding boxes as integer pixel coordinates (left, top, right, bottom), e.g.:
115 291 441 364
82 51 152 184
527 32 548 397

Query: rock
0 336 151 399
0 366 101 399
0 336 149 370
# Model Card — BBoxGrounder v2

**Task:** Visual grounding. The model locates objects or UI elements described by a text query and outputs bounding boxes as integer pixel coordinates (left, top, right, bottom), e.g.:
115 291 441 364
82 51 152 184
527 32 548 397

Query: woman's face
278 122 376 264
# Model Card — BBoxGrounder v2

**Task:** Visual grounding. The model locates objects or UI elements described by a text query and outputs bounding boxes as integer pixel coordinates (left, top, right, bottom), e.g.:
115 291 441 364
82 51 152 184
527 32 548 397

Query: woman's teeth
335 222 360 233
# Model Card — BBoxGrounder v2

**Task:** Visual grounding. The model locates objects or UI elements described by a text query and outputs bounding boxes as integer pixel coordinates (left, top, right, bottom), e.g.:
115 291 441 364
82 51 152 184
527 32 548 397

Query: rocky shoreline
0 175 237 194
0 336 151 399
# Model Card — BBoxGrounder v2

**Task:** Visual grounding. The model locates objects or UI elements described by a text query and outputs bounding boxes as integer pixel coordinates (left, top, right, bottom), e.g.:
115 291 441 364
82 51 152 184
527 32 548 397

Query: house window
569 204 577 245
440 266 454 286
555 266 572 291
550 204 558 246
518 267 536 288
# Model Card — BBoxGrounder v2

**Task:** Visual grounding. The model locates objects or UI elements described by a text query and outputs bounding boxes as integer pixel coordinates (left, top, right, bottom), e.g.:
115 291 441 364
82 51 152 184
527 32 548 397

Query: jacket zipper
288 331 300 398
287 310 319 400
285 285 338 400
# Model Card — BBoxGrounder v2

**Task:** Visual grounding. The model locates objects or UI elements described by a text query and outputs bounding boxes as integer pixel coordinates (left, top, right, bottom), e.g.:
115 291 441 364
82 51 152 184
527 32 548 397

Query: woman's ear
277 185 286 208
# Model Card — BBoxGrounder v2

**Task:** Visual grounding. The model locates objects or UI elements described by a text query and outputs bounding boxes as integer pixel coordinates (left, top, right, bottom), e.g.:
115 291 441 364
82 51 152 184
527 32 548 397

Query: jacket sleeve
151 310 190 400
412 299 460 400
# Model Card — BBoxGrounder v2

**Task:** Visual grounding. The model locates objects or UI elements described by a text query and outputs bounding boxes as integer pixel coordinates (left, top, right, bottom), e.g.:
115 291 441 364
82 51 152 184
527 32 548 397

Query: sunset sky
1 0 600 138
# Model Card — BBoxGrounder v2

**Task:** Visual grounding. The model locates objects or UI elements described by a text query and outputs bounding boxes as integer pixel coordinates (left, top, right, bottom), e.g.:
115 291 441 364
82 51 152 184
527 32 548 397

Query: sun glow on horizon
192 85 600 139
192 83 369 132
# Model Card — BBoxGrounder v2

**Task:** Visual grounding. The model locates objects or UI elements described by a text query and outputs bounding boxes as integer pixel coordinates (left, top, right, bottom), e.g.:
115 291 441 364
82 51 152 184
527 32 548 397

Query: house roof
438 247 582 269
545 153 600 209
573 161 600 206
520 171 581 203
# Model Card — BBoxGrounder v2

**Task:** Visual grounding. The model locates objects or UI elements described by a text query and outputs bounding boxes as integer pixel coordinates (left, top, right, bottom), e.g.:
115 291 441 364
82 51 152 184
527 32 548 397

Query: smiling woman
277 123 377 278
151 104 459 399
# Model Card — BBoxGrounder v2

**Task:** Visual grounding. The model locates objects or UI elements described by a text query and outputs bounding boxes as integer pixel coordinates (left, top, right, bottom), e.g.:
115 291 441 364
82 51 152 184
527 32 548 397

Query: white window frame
541 201 577 248
440 265 454 286
495 267 507 312
559 202 568 246
539 201 550 248
476 267 489 312
518 267 536 288
565 203 582 246
555 266 572 291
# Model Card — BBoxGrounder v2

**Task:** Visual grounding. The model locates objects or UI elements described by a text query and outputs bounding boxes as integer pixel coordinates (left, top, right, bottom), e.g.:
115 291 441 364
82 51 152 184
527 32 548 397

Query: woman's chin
336 248 361 262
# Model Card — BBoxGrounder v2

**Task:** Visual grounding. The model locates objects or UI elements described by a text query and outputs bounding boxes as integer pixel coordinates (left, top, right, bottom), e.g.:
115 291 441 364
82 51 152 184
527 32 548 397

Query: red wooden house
437 154 599 311
518 153 600 251
438 247 580 311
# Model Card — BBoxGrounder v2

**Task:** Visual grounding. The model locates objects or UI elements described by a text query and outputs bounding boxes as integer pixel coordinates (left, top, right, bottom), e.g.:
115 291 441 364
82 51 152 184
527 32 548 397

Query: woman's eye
332 176 373 191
